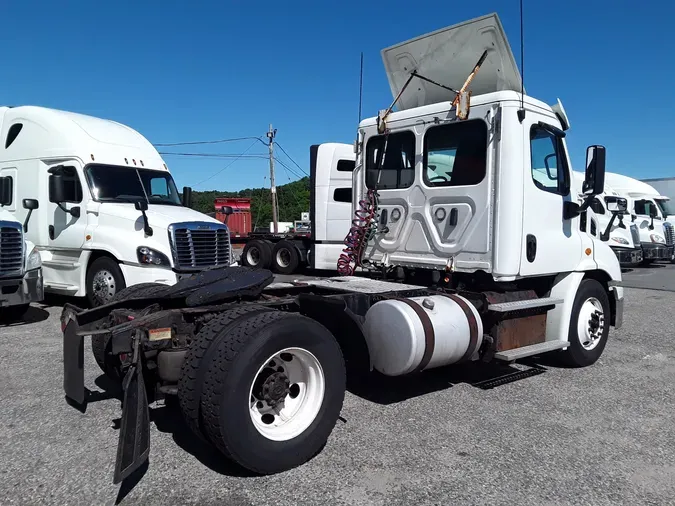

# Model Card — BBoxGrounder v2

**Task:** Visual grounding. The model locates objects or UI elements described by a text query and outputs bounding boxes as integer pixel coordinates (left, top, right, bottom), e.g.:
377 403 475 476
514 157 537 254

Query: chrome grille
630 224 640 246
664 222 674 246
169 223 231 270
0 223 23 277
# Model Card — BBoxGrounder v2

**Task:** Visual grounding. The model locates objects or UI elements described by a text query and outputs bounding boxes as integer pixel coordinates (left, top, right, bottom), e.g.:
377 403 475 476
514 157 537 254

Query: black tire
559 279 611 367
200 311 346 474
177 305 275 440
91 282 167 379
241 239 272 270
271 240 300 274
86 256 126 308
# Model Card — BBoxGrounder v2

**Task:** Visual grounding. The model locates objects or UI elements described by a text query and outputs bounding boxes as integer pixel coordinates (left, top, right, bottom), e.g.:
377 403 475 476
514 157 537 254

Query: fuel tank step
487 297 563 312
494 340 570 362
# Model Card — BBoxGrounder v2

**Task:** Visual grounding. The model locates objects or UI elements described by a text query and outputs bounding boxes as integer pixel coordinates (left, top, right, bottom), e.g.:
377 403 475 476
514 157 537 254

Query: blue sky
3 0 673 192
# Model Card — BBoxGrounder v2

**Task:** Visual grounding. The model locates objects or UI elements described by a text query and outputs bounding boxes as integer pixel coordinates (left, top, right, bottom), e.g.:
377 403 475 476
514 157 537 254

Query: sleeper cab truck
239 143 355 274
572 171 642 267
0 105 234 307
604 172 674 263
0 177 43 319
59 13 624 484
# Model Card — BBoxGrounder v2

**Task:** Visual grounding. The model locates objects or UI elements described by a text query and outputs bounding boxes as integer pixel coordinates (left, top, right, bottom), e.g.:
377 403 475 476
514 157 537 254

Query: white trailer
0 178 44 319
60 13 624 485
0 106 234 307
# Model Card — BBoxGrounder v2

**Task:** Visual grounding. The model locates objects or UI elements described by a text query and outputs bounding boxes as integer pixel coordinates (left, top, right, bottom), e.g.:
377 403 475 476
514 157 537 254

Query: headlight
137 246 171 267
650 234 665 244
611 237 629 245
25 247 42 271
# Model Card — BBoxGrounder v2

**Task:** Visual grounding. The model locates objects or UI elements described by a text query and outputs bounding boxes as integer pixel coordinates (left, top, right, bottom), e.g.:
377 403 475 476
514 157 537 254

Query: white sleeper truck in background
0 106 233 307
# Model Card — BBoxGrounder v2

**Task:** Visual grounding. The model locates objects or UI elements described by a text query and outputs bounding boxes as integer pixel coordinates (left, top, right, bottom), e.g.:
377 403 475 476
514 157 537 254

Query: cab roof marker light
124 158 128 164
133 159 136 166
90 153 95 161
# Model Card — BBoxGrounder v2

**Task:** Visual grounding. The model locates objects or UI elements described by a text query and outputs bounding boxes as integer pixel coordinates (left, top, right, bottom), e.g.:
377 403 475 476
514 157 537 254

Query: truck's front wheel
200 311 346 474
560 279 611 367
86 256 126 307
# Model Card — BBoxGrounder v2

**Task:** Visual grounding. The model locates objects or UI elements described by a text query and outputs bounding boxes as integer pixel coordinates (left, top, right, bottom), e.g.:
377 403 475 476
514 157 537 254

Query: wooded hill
191 177 311 228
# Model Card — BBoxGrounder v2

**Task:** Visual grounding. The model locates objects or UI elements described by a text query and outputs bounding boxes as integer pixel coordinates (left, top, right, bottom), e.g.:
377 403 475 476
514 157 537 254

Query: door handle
526 234 537 262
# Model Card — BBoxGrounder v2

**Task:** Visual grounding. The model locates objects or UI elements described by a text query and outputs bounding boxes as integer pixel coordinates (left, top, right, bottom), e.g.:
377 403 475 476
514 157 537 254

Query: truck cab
0 106 233 306
603 172 674 262
0 177 43 319
571 172 642 266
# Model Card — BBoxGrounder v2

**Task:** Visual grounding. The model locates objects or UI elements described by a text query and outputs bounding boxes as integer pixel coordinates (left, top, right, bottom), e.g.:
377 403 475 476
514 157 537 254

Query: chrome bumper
0 268 44 307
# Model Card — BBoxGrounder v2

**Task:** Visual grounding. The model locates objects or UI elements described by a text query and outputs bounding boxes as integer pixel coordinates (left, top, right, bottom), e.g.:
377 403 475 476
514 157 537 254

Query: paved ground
1 265 675 505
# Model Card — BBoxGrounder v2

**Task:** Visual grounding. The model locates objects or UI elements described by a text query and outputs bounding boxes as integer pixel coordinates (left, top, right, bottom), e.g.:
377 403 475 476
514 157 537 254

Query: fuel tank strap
394 298 435 373
435 293 480 362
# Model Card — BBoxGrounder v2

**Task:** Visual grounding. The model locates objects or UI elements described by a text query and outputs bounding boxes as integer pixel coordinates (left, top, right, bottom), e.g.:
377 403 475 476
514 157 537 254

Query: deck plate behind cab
266 276 424 294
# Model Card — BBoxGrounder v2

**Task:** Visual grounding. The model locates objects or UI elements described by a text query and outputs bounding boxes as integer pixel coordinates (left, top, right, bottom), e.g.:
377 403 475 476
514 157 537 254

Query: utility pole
266 124 279 234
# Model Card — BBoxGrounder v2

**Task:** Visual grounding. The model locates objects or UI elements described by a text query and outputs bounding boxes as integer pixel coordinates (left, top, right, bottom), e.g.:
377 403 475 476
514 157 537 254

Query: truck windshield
86 165 182 205
656 198 675 217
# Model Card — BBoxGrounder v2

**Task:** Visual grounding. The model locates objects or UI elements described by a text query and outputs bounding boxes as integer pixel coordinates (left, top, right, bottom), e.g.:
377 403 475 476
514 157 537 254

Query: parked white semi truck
239 142 355 274
60 13 624 486
0 106 234 307
0 177 44 319
604 172 674 263
571 171 642 266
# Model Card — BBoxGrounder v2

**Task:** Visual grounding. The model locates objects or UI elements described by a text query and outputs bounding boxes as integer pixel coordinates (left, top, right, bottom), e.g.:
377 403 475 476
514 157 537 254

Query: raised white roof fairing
381 13 523 111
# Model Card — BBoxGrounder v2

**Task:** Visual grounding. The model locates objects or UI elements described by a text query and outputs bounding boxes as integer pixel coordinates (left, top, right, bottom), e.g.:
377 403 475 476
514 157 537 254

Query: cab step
494 340 570 362
487 297 563 312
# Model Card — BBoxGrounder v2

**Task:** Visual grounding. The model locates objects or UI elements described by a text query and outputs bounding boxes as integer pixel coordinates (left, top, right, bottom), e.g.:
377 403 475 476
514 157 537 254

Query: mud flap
63 319 85 406
113 334 150 484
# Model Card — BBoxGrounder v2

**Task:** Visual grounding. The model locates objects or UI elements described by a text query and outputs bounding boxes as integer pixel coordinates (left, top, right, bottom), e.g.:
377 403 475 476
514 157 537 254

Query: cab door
519 118 583 276
43 163 88 291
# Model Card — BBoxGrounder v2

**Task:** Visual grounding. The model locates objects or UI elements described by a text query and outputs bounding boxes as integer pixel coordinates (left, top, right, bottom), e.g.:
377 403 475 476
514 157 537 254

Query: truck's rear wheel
177 305 275 440
272 240 300 274
200 311 346 474
241 239 272 270
86 256 126 307
559 279 611 367
91 282 167 379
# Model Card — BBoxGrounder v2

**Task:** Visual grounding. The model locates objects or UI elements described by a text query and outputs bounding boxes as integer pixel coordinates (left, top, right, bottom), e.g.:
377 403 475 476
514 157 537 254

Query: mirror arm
601 212 619 241
140 210 153 236
649 216 654 230
23 209 34 233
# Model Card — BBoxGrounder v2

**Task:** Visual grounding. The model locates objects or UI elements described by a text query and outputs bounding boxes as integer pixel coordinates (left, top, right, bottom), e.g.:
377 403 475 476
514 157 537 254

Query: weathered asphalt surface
1 264 675 505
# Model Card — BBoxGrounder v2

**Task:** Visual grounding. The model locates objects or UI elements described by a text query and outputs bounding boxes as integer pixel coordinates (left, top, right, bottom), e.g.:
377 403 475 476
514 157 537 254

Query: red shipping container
214 197 252 237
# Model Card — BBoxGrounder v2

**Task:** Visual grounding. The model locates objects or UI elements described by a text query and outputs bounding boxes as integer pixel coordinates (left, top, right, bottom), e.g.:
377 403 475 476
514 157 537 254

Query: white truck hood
0 208 20 224
97 203 224 231
381 12 522 111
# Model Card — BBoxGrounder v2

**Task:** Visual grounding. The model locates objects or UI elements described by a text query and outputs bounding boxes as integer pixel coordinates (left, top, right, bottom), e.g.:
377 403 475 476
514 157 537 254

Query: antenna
517 0 526 122
358 52 364 123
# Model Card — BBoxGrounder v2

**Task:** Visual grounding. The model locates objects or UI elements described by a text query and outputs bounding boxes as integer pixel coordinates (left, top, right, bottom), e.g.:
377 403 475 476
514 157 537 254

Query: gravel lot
1 265 675 505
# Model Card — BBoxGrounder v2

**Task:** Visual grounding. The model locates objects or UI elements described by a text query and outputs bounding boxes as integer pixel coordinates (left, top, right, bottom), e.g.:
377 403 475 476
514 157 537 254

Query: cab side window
589 198 605 215
634 199 657 217
62 166 83 203
529 125 570 196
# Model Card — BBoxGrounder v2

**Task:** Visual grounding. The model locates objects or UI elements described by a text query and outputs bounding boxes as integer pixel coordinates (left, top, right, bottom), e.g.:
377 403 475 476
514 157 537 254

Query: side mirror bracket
22 198 39 233
134 200 153 236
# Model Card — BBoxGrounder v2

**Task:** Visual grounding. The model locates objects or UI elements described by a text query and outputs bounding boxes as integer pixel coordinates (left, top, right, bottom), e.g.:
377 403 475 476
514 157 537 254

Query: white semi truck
0 106 234 307
603 172 674 263
239 142 355 274
60 13 624 486
572 171 642 266
0 178 44 319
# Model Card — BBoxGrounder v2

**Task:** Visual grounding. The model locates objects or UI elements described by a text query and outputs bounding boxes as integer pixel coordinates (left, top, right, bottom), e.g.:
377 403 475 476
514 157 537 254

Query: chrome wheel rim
577 297 605 350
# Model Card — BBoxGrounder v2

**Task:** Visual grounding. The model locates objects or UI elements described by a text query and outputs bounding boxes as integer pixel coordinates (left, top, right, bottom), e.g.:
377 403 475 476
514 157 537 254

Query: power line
160 152 269 159
275 157 305 180
192 139 260 188
275 142 309 176
154 136 266 147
